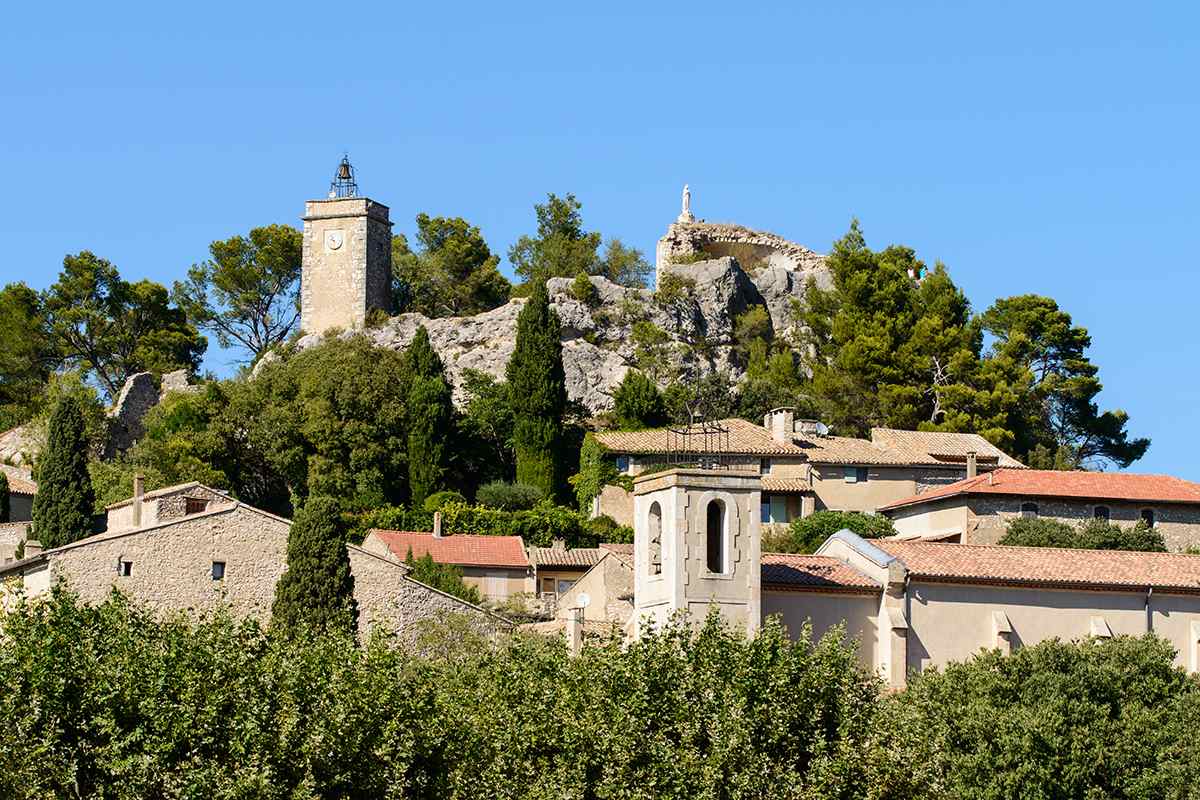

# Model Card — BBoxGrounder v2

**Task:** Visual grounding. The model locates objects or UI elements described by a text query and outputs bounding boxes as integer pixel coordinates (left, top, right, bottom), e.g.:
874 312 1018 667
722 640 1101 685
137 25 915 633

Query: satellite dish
815 422 830 437
577 592 591 609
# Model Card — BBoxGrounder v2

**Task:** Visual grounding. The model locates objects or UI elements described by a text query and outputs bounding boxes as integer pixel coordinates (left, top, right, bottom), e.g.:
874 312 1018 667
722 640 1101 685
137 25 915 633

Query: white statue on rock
678 183 695 223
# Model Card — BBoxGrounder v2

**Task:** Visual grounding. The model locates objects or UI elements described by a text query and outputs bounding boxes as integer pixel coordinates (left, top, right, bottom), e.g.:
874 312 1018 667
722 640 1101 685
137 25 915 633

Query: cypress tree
0 471 9 523
271 495 358 636
505 281 567 498
31 394 95 548
404 326 452 507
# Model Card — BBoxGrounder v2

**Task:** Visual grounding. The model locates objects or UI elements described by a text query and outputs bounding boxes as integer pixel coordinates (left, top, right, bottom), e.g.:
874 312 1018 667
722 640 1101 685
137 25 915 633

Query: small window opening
647 501 662 576
760 458 773 475
615 455 631 474
1094 506 1110 521
1141 509 1155 528
1020 502 1039 519
211 561 226 580
118 560 133 577
706 500 725 574
185 497 209 515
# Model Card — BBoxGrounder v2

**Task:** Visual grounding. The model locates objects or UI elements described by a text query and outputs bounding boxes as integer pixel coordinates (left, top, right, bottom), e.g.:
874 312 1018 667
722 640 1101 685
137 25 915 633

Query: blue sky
1 3 1196 477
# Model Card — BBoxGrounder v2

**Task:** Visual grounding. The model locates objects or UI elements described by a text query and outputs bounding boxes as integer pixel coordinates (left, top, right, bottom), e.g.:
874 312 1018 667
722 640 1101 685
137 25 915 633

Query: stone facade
965 497 1200 550
1 499 505 640
105 482 231 532
300 197 392 335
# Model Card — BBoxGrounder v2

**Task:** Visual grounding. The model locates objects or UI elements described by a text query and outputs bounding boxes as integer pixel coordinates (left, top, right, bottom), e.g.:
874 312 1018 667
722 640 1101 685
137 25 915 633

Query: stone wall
28 503 503 638
103 372 160 459
965 497 1200 550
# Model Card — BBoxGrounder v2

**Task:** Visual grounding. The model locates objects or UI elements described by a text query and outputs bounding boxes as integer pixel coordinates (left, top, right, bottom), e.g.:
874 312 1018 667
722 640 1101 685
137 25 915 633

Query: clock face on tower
325 230 345 251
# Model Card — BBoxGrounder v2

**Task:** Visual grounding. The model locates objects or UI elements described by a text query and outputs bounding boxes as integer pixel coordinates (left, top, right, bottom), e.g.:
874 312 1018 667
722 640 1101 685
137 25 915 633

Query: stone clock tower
300 156 392 335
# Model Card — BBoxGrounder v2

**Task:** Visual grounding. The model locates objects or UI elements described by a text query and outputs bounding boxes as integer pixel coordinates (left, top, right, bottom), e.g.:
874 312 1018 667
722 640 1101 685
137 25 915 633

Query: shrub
1001 517 1167 552
31 394 96 548
570 435 631 512
586 513 633 544
476 480 545 511
423 490 467 512
271 496 358 635
570 271 600 307
403 549 482 605
611 370 668 430
873 635 1200 798
353 501 598 548
776 511 896 554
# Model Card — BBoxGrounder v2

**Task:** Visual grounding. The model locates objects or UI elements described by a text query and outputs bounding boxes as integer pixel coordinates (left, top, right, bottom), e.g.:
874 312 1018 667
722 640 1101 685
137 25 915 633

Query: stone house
527 543 610 602
880 468 1200 550
1 464 35 523
0 485 506 641
592 408 1024 531
551 467 1200 688
362 528 532 602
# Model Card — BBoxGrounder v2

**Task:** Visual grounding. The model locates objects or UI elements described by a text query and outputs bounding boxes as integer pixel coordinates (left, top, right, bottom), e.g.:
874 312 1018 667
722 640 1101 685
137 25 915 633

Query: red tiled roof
876 539 1200 594
880 468 1200 511
761 553 880 592
369 530 529 569
0 464 35 495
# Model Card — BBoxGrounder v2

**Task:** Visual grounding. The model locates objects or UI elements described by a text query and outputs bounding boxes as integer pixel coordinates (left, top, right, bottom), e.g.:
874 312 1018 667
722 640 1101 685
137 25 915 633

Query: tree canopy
508 193 651 287
172 224 303 363
44 251 206 400
392 213 511 317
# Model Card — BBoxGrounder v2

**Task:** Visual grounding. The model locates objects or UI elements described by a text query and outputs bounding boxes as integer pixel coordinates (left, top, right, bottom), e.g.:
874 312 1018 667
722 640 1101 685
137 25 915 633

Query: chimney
966 451 977 479
132 473 144 528
763 407 795 444
22 540 42 559
432 511 443 539
987 470 995 486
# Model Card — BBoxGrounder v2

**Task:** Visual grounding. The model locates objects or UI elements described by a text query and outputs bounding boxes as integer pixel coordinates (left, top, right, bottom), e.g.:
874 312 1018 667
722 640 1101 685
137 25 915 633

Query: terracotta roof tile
880 468 1200 511
595 418 807 456
0 464 35 495
761 553 880 592
761 477 811 492
869 428 1026 469
528 546 608 568
369 530 529 569
876 539 1200 594
599 542 634 566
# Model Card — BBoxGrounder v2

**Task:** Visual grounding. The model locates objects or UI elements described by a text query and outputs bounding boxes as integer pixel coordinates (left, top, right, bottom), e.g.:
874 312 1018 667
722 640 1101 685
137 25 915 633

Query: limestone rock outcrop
290 245 828 414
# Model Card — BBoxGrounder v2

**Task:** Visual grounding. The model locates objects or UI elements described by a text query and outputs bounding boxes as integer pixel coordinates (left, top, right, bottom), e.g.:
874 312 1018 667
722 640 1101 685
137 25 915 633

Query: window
706 500 725 574
615 455 631 474
844 466 868 483
118 560 132 577
557 579 575 594
185 497 208 515
1020 502 1039 519
648 501 662 575
761 495 772 524
1094 506 1110 521
760 458 773 475
211 561 226 580
1141 508 1155 528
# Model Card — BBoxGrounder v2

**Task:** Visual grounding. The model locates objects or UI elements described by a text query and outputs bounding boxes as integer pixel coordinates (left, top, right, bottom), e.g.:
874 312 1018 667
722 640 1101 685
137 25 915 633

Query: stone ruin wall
655 221 828 278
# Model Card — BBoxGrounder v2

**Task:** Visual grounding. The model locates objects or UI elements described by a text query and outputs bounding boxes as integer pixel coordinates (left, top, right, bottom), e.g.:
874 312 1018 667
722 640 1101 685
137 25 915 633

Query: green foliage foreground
5 590 1200 800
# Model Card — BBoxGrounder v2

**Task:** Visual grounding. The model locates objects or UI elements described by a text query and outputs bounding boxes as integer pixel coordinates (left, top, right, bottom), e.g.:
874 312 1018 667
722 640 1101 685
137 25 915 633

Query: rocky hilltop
293 220 831 414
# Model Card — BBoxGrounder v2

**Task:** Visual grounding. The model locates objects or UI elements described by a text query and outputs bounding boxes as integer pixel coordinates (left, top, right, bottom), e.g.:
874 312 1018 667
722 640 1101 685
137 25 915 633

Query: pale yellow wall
811 464 965 512
555 554 634 624
300 198 391 336
597 484 634 526
890 501 972 539
762 590 879 669
459 566 532 601
535 568 589 595
903 581 1194 672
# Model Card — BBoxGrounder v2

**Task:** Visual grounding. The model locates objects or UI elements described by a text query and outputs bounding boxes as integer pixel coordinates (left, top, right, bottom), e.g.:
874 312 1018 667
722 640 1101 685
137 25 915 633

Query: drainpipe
1146 586 1154 633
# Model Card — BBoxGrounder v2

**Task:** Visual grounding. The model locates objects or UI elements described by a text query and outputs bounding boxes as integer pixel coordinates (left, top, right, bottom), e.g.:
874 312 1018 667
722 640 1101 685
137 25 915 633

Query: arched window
648 501 662 575
1094 505 1110 521
1141 508 1155 528
706 500 725 574
1020 502 1038 519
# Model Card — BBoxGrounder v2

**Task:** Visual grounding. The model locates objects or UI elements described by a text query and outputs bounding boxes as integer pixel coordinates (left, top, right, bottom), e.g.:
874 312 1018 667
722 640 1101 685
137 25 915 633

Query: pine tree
0 471 9 523
404 327 452 507
271 495 358 636
31 394 95 548
505 282 567 498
